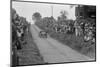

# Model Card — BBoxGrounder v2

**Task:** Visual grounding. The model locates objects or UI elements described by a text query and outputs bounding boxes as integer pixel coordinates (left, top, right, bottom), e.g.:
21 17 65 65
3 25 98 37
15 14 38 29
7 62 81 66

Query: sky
12 1 77 24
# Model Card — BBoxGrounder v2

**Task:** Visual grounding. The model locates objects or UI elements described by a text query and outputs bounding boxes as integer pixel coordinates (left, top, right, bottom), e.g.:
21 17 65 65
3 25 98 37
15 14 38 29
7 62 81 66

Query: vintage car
39 31 47 38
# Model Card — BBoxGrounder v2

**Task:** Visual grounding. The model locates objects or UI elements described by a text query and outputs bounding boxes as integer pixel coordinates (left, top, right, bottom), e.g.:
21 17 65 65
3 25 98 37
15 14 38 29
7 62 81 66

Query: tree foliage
12 8 29 50
32 12 42 21
57 10 68 21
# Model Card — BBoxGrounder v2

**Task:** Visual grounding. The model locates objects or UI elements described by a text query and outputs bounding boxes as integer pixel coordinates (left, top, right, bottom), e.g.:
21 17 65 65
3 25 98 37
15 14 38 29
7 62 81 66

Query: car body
39 31 47 38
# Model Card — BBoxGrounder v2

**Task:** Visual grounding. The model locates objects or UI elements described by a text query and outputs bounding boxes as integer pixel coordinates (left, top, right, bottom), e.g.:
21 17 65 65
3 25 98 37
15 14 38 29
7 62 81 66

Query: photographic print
11 0 96 67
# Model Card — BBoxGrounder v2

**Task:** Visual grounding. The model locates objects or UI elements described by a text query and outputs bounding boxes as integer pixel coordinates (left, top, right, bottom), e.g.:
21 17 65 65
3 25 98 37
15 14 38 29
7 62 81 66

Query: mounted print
11 0 96 67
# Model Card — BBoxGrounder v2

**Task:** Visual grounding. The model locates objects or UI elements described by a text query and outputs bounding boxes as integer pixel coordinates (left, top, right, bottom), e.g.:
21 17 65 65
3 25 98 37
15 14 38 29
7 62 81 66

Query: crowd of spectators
36 15 96 44
12 8 30 66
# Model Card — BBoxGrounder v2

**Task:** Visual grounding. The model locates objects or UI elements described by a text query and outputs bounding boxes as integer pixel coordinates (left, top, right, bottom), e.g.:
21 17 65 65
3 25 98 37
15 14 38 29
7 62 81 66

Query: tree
12 8 29 49
32 12 42 22
12 8 18 21
57 10 68 21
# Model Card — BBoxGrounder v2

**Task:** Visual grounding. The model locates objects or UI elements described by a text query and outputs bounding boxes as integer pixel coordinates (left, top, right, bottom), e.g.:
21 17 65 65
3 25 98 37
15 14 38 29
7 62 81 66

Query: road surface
30 24 94 63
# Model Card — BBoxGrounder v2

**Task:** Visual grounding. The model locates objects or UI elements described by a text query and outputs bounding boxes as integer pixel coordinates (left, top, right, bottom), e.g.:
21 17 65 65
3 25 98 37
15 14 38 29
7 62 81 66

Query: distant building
75 5 96 19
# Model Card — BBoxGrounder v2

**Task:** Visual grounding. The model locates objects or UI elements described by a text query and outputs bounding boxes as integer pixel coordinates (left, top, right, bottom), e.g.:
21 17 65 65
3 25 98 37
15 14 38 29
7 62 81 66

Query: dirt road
30 24 94 63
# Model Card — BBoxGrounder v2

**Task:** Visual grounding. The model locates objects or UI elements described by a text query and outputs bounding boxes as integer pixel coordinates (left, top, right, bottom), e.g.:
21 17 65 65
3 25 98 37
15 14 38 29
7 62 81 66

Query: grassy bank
16 27 45 65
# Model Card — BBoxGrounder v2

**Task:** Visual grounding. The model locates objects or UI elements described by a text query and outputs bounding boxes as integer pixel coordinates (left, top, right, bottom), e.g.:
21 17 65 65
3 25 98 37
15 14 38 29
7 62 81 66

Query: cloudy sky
12 1 77 24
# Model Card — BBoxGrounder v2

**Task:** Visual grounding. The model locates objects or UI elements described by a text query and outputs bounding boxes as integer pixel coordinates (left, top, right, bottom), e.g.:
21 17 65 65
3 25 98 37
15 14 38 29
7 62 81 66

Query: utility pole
51 5 53 17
